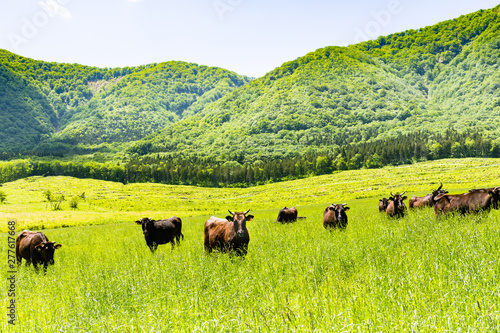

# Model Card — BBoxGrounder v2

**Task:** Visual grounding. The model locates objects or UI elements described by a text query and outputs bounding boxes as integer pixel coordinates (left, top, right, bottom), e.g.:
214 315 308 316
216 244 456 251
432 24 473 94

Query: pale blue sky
1 0 499 77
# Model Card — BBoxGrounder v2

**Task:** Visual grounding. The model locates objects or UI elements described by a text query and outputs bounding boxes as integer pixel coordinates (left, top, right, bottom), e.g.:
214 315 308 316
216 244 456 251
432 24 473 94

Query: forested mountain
0 50 249 153
1 6 500 187
131 5 500 164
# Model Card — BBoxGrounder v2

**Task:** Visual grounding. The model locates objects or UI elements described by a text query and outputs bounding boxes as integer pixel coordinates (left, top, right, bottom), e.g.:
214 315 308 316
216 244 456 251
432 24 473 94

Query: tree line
1 129 498 187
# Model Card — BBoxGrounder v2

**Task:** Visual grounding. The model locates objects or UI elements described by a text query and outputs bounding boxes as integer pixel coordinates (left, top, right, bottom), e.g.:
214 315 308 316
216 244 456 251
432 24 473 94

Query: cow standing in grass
16 230 62 272
379 198 389 212
409 183 447 208
204 210 253 255
323 203 349 229
386 192 407 218
276 207 298 223
433 187 500 216
136 217 184 252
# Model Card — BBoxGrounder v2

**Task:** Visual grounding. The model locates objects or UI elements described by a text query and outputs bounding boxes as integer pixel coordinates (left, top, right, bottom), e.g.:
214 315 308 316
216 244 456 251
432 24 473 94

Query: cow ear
225 215 233 221
54 244 62 249
389 197 394 201
35 245 43 252
329 206 335 211
247 215 254 221
135 220 142 224
402 196 407 201
344 207 350 211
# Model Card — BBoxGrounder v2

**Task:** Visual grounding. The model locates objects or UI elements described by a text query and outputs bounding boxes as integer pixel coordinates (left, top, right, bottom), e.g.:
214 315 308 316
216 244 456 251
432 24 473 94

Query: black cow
323 203 349 229
386 192 407 218
204 210 254 255
276 207 298 223
16 230 62 272
135 216 184 252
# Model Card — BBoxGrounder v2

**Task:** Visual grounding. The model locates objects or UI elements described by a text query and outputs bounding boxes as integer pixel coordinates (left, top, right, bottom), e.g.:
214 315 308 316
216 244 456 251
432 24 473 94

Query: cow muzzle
237 231 245 238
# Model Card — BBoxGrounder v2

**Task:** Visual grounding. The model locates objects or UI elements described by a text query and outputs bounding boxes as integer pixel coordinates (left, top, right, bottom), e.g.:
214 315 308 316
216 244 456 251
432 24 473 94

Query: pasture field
1 158 500 332
0 158 499 232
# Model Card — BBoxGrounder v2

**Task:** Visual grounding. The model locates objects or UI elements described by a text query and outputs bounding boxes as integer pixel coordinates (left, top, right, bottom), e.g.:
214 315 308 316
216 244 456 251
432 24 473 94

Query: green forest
1 5 500 186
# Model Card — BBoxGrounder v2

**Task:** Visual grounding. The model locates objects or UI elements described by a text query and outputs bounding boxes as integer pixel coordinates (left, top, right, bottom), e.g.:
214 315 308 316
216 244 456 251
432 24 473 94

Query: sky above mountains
1 0 499 78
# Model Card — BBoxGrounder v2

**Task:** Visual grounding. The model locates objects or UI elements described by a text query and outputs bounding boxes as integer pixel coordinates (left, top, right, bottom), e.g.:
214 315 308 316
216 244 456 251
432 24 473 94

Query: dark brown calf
378 198 389 212
386 192 407 218
135 216 184 252
16 230 62 272
276 207 298 223
204 210 254 255
323 203 349 229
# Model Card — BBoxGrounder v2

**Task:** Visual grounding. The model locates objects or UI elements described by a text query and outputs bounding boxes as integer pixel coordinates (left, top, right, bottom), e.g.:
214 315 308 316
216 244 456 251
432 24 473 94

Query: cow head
135 217 156 237
489 187 500 209
226 209 254 238
35 241 62 265
389 192 407 211
379 198 389 209
432 183 448 196
328 203 350 223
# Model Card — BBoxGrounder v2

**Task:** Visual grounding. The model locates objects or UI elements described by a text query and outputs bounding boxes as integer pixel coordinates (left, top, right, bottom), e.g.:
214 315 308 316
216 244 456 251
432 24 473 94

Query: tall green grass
2 199 500 332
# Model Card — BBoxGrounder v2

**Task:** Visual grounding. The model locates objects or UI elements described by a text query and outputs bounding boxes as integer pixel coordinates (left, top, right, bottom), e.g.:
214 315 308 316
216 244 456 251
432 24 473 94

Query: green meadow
1 158 500 332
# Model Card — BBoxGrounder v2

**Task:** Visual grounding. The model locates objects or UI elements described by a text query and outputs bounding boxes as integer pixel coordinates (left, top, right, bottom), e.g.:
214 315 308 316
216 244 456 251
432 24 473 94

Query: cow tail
181 232 184 240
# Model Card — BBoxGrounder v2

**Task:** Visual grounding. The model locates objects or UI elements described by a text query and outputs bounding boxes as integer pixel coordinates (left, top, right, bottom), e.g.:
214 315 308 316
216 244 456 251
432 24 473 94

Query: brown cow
135 216 184 252
386 192 407 218
433 187 500 216
323 203 349 229
378 198 389 212
16 230 62 272
276 207 298 223
409 183 448 208
204 210 254 255
469 188 500 210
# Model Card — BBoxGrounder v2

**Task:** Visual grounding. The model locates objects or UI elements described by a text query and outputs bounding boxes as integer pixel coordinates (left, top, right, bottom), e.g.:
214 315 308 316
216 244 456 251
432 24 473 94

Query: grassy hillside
1 159 500 331
0 158 498 232
0 49 249 153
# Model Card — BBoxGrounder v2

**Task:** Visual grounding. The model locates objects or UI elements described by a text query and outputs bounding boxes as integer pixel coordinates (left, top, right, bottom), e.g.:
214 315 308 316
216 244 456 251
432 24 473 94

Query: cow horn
244 209 250 215
342 203 347 206
437 183 443 190
390 192 394 197
228 210 234 216
401 191 405 196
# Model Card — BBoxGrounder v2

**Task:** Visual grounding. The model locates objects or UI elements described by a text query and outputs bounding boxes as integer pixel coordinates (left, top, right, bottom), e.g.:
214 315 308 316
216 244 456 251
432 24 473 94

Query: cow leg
148 242 157 253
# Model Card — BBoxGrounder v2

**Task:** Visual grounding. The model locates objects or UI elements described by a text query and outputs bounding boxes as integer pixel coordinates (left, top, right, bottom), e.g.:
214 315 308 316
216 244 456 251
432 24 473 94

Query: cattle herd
15 183 500 271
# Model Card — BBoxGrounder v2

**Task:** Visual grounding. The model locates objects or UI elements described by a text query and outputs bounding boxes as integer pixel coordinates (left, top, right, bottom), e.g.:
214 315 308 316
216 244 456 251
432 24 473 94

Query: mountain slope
0 50 249 151
131 46 428 161
129 5 500 163
0 64 57 153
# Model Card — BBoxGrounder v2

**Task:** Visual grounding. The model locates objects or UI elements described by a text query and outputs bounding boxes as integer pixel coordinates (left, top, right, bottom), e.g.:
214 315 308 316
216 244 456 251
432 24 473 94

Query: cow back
277 207 298 223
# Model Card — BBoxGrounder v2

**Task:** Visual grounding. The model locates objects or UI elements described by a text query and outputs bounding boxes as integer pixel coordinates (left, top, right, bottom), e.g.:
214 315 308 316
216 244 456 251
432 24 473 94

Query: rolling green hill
132 5 500 163
0 50 249 153
1 6 500 186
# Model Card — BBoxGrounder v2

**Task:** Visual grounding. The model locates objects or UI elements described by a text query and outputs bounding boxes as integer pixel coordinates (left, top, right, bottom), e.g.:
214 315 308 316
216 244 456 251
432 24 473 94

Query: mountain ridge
1 5 499 168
